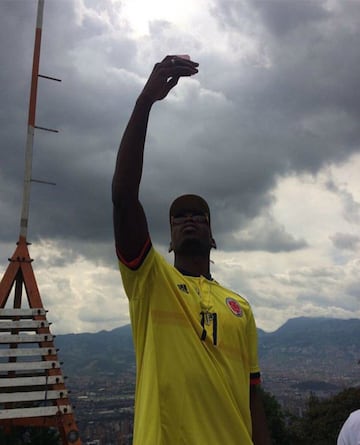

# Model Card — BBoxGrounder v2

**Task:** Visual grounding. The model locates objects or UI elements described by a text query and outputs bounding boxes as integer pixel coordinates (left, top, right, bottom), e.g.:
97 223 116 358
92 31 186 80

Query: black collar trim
177 268 213 281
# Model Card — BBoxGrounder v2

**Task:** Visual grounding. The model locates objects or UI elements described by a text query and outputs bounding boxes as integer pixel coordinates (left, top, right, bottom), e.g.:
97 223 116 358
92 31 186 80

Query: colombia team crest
226 297 243 317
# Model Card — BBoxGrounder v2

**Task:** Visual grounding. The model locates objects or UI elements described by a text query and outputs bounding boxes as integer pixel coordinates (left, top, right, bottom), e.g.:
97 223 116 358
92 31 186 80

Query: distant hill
55 317 360 380
259 317 360 376
263 317 360 347
55 324 134 376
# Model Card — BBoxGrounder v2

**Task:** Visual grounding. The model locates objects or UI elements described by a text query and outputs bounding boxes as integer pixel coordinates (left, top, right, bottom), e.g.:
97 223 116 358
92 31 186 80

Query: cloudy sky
1 0 360 334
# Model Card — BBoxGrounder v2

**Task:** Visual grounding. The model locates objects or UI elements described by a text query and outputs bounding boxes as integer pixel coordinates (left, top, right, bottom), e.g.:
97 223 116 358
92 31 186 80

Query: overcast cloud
1 0 360 334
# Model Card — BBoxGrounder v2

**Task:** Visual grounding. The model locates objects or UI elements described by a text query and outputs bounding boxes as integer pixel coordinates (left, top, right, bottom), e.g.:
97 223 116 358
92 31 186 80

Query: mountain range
54 317 360 383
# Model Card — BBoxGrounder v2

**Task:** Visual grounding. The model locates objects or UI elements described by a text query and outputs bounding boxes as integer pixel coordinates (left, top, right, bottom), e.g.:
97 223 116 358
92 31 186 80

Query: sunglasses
171 212 209 226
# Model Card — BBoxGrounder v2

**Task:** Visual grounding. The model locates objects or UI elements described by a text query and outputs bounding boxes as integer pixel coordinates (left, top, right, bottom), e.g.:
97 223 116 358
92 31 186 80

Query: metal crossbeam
0 320 49 330
0 390 68 403
0 347 56 357
0 334 53 343
0 361 60 372
0 405 72 420
0 309 46 318
0 375 64 387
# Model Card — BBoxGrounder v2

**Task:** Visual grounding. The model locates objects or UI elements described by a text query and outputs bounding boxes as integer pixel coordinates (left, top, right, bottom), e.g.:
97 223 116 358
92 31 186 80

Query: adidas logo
177 284 189 294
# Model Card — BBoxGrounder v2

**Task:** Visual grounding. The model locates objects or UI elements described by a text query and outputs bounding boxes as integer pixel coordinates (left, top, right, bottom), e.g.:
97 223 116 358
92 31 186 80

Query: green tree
260 386 360 444
261 388 292 445
292 387 360 444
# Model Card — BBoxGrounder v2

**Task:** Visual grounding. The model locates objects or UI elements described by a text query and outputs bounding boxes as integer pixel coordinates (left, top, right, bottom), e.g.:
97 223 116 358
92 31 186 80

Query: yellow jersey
119 245 260 445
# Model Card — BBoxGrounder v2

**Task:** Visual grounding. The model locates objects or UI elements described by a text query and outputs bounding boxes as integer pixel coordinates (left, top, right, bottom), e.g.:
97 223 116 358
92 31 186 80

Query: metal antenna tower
20 0 58 241
0 1 82 443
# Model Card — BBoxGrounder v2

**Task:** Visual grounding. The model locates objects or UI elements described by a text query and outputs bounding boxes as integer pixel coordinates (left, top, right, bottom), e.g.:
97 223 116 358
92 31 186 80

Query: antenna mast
19 0 59 241
19 0 44 241
0 2 82 443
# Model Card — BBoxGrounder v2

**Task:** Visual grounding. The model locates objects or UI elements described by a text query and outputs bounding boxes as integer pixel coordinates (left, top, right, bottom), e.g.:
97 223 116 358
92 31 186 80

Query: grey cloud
211 0 330 37
330 232 360 251
2 0 360 265
251 0 330 37
34 245 80 269
0 1 139 249
209 0 360 160
3 0 360 335
325 178 360 224
218 214 307 252
346 281 360 299
79 309 121 324
294 266 343 280
297 292 357 312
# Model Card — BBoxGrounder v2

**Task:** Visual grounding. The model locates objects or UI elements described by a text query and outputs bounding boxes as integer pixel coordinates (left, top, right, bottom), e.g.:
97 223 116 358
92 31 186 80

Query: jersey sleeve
116 236 152 270
119 244 156 301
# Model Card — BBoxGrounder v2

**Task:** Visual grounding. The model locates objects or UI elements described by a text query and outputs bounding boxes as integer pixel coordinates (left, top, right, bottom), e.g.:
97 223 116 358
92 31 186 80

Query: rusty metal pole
19 0 45 243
